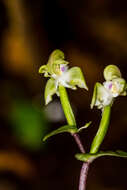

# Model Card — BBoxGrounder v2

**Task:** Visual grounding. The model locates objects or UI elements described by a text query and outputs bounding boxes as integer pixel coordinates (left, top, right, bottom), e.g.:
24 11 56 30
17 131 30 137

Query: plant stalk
59 85 76 126
59 85 85 152
90 105 111 153
72 133 85 153
59 85 90 190
79 162 90 190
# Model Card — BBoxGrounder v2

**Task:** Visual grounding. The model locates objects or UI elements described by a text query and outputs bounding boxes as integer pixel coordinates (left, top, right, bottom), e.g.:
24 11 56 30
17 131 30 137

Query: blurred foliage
0 0 127 189
10 99 48 151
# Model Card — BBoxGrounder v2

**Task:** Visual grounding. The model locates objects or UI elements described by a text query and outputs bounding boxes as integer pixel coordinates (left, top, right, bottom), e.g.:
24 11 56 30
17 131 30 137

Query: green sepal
75 150 127 163
47 49 65 65
90 82 98 109
39 65 49 77
77 121 92 133
43 125 77 141
121 83 127 96
39 65 47 74
47 49 68 75
103 65 121 81
90 82 113 109
44 78 57 105
90 82 106 109
67 67 88 90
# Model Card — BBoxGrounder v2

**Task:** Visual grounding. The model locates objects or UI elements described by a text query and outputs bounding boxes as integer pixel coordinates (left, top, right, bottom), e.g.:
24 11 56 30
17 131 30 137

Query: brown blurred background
0 0 127 189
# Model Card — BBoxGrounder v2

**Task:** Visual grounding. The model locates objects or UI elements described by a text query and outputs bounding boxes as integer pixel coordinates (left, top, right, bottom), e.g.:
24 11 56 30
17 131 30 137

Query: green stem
59 85 76 126
59 85 89 190
59 85 86 153
90 105 111 154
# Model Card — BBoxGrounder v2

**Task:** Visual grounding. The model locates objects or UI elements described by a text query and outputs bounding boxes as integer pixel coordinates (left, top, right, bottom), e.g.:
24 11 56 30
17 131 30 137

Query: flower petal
44 78 57 105
66 67 88 90
39 65 49 77
91 82 113 109
103 65 121 81
104 77 126 97
112 78 126 95
47 50 68 75
48 49 65 65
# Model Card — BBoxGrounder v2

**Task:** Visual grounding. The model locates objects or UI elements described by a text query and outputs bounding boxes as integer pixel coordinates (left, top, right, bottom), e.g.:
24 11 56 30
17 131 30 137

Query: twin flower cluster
39 49 127 110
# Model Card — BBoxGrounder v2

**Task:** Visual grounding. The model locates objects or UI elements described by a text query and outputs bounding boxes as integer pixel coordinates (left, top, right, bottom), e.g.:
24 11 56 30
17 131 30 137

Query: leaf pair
75 150 127 163
43 122 91 142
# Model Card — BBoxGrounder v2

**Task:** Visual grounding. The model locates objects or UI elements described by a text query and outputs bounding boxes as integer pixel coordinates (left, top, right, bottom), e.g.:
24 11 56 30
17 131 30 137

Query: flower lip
61 66 65 72
109 83 112 89
60 64 68 74
103 78 126 98
91 65 127 110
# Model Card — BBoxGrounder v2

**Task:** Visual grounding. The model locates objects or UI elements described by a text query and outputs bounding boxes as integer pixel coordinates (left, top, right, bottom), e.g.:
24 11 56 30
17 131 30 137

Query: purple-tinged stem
79 162 90 190
58 86 90 190
72 133 85 153
71 133 90 190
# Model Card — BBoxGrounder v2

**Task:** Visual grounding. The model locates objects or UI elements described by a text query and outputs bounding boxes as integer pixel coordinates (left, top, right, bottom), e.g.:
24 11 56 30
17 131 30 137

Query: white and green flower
91 65 126 110
39 49 88 105
90 82 113 109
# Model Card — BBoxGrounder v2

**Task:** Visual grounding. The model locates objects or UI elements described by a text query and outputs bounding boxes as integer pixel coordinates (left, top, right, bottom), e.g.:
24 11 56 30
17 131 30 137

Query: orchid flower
39 49 88 105
76 65 127 163
91 65 127 110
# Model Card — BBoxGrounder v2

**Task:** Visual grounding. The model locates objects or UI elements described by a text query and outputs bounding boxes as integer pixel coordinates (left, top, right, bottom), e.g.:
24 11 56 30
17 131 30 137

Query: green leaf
43 125 77 141
77 121 92 133
10 99 48 151
44 78 57 105
103 65 121 81
67 67 88 90
75 150 127 162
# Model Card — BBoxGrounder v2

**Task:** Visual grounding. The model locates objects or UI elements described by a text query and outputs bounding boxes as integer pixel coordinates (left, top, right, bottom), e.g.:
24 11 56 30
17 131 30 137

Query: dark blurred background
0 0 127 189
